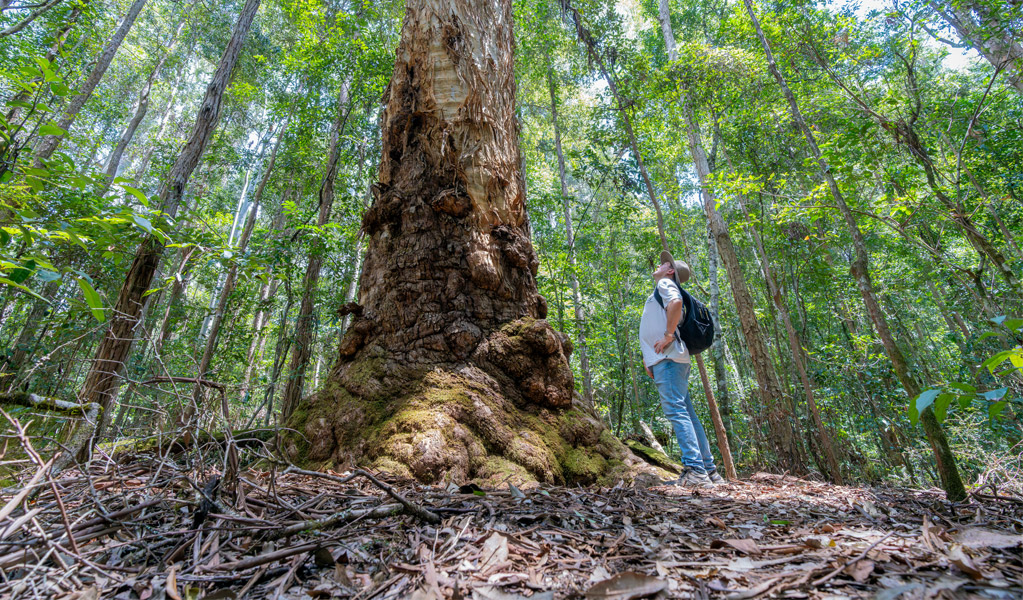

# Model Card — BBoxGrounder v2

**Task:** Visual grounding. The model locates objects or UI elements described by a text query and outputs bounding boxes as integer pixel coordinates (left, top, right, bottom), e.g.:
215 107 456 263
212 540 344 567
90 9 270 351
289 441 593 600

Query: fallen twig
284 466 442 524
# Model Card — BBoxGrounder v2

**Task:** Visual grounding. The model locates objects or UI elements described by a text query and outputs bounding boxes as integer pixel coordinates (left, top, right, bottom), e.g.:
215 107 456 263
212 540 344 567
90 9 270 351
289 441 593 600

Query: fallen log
0 392 101 473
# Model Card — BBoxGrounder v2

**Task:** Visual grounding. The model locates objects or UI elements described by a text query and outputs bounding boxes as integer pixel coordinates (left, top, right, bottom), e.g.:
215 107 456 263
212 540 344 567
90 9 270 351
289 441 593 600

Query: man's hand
653 332 674 354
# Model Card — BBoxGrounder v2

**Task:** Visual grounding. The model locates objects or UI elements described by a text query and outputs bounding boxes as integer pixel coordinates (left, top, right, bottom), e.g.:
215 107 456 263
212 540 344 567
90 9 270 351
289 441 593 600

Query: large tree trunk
34 0 149 162
286 0 630 486
742 0 966 501
75 0 262 449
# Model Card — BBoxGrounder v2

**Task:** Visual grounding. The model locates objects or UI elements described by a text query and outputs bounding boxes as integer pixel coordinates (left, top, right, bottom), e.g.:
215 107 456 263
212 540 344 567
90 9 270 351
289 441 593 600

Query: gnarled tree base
286 318 662 486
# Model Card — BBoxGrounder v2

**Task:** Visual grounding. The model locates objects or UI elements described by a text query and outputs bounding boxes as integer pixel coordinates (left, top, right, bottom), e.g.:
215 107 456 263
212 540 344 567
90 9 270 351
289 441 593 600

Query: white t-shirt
639 278 690 368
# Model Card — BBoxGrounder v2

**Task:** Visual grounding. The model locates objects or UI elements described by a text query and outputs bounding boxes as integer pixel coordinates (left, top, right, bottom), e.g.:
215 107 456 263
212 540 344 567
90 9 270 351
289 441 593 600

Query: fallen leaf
724 557 756 572
584 572 668 599
954 528 1022 550
166 567 182 600
845 559 875 583
947 546 985 580
588 565 613 584
710 538 761 555
508 483 525 499
473 586 553 600
313 547 334 568
479 532 509 573
706 516 728 530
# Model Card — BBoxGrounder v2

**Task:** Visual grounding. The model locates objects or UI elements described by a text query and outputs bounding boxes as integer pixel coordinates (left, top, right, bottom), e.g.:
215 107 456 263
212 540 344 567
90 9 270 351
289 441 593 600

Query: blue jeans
651 359 716 473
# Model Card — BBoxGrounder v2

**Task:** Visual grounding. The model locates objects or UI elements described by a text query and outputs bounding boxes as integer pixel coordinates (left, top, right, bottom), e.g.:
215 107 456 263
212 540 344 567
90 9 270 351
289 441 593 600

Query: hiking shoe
708 470 725 484
675 469 714 488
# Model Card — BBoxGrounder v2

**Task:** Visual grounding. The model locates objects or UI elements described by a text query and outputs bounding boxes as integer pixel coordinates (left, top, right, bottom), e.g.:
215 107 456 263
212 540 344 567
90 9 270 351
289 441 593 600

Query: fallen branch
0 392 98 417
261 502 403 542
812 531 894 587
284 466 442 524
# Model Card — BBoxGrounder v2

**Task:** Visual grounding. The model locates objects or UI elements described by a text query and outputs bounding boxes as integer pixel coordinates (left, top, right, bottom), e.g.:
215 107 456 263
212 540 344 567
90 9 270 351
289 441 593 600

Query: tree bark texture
287 0 639 486
76 0 262 448
742 0 966 500
34 0 149 162
931 1 1023 95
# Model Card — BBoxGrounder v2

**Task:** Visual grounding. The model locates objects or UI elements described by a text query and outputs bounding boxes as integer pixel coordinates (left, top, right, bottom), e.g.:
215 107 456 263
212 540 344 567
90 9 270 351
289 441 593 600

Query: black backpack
654 280 716 355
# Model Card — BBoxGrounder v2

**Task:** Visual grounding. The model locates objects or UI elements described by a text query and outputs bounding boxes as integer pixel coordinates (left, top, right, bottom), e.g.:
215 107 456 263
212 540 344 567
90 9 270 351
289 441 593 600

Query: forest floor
1 447 1021 600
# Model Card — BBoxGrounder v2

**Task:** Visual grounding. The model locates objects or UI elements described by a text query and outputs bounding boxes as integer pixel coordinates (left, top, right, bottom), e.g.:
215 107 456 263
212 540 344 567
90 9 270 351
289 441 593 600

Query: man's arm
653 298 683 353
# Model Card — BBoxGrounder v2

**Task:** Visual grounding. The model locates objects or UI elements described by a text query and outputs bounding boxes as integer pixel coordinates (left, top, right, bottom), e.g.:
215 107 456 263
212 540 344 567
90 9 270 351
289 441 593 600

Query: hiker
640 250 722 487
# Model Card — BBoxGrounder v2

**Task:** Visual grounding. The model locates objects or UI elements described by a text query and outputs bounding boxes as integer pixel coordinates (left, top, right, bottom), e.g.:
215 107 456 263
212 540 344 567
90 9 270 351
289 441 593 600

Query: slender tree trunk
560 0 669 250
743 0 966 500
706 226 734 443
133 59 186 183
547 63 594 406
190 121 286 418
99 16 187 195
34 0 149 162
682 100 800 472
241 201 289 400
718 153 842 482
0 0 64 40
280 79 351 421
0 280 61 391
930 1 1023 95
76 0 262 449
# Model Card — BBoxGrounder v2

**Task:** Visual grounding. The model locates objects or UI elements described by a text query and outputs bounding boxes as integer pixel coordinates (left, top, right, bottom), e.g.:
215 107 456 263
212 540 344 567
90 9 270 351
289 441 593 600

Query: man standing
640 250 722 487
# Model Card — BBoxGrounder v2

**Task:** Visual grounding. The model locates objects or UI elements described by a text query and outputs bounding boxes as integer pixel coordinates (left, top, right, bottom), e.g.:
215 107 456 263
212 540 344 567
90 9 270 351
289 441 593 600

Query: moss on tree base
285 318 663 487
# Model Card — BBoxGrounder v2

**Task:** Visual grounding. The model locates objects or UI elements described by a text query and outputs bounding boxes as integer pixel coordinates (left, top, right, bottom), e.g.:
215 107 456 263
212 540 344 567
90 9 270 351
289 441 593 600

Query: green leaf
946 382 976 394
934 393 956 423
49 82 72 96
119 184 150 207
36 270 60 283
0 229 9 246
989 401 1007 422
981 388 1008 401
958 395 973 409
38 124 67 137
991 315 1007 325
1003 318 1023 332
0 278 47 301
909 389 941 426
131 214 154 234
9 259 35 284
982 350 1015 373
978 331 1003 341
76 277 105 323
